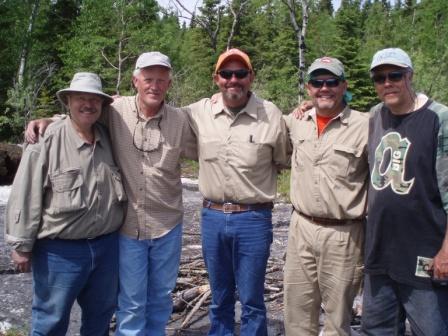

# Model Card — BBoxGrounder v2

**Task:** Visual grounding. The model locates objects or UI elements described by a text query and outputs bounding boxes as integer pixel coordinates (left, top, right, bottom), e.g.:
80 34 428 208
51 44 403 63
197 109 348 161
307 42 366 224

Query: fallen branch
181 289 211 329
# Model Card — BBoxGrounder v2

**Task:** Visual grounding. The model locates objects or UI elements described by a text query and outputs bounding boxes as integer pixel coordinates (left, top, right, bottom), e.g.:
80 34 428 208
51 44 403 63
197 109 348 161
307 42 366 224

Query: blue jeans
201 207 273 336
115 223 182 336
361 273 448 336
31 232 118 336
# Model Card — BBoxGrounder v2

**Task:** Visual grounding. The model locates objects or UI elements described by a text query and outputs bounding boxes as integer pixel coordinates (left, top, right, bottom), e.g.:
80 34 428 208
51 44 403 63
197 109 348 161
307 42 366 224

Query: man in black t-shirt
362 48 448 336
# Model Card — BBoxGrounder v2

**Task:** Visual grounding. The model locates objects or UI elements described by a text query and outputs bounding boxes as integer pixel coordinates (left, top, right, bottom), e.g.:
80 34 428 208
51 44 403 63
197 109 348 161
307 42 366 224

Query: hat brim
370 61 410 71
56 89 114 106
215 55 253 73
135 62 172 70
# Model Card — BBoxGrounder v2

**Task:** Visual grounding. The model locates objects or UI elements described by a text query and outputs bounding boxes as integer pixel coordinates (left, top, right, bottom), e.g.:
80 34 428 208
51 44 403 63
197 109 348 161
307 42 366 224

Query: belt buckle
223 202 233 214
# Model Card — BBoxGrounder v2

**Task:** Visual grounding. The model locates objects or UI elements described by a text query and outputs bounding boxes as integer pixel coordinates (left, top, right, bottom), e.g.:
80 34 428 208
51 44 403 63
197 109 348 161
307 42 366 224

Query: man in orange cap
183 48 290 335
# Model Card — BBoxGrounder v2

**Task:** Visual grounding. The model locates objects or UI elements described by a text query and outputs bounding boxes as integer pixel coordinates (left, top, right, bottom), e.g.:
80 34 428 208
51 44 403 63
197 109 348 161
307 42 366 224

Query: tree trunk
286 0 308 104
17 0 40 87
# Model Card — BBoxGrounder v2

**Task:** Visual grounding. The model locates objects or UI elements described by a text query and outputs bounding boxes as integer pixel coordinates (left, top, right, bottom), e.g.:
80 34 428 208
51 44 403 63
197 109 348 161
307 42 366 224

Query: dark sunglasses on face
308 78 341 89
218 69 251 79
371 71 407 84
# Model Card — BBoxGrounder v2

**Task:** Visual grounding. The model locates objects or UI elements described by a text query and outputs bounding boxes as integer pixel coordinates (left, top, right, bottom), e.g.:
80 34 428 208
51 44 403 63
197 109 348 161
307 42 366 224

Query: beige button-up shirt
5 118 126 252
184 92 290 204
104 96 197 239
285 106 369 219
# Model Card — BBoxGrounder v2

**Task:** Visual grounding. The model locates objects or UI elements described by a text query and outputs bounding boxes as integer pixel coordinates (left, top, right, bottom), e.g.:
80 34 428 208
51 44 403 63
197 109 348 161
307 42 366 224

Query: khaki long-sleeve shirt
5 118 126 252
184 92 290 203
285 106 369 219
104 96 197 239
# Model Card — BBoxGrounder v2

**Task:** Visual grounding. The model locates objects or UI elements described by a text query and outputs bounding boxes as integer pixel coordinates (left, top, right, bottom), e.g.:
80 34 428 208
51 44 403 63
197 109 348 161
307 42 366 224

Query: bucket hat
56 72 113 106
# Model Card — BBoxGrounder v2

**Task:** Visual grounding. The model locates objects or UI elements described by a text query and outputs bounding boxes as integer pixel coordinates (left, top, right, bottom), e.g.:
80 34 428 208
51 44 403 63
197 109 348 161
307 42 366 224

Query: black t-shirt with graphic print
366 99 448 288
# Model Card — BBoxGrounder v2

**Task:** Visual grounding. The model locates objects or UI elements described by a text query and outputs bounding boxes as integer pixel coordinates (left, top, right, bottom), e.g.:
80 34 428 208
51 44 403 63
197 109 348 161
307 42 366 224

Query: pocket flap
51 168 83 192
333 144 362 157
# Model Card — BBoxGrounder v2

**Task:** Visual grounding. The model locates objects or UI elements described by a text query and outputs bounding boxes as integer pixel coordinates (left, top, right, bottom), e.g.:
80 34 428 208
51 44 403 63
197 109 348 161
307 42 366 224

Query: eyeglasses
371 71 408 84
308 78 341 88
133 116 162 152
218 69 251 80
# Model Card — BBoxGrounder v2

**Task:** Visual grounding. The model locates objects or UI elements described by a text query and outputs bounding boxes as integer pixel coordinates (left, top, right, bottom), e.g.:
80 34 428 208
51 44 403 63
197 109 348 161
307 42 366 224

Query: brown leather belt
203 199 273 214
298 211 364 226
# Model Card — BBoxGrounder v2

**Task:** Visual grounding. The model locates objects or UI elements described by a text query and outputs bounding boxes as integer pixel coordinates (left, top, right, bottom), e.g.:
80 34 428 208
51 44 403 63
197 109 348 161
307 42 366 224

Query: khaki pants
284 210 364 336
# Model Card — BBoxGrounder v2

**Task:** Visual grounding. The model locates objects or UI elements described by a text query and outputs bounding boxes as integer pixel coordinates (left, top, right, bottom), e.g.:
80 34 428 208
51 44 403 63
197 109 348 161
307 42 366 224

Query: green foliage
1 0 448 143
277 169 291 202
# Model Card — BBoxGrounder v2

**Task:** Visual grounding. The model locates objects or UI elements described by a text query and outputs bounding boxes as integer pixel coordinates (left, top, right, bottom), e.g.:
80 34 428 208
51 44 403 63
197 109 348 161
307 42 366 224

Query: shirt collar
211 92 259 120
65 117 102 149
307 104 350 125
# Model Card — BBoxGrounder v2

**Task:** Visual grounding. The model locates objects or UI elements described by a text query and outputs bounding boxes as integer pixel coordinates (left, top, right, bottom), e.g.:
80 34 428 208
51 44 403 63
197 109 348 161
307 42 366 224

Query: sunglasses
218 69 251 79
371 71 408 84
308 78 341 88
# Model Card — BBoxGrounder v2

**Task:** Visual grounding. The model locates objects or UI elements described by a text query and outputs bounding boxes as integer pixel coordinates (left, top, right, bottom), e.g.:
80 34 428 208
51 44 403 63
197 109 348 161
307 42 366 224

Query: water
0 186 10 205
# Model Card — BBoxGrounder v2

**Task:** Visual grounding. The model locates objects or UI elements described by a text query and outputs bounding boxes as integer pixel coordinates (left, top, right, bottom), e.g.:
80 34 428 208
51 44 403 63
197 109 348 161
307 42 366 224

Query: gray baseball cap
135 51 172 70
307 57 345 78
370 48 413 71
56 72 113 106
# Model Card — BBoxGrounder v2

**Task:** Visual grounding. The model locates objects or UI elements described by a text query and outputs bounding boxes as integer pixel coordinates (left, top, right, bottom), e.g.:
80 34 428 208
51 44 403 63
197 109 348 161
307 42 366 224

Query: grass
180 159 199 178
0 329 26 336
276 169 291 202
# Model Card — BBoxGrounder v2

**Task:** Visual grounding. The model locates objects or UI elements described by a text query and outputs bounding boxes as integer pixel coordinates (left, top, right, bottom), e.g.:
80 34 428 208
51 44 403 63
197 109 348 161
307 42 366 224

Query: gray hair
132 67 173 80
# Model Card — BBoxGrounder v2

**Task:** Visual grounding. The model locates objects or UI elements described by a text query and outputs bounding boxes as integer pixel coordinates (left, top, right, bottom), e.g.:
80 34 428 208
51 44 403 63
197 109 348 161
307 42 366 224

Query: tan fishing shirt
285 106 369 219
104 96 197 239
5 118 126 252
184 92 290 203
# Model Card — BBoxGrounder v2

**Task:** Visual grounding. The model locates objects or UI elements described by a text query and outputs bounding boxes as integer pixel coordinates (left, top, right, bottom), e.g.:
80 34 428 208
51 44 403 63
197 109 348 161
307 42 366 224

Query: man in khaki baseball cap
6 72 125 335
284 56 368 336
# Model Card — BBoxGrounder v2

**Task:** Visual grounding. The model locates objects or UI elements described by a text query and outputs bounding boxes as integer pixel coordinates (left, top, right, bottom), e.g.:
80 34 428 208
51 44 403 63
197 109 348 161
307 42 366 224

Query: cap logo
320 57 333 63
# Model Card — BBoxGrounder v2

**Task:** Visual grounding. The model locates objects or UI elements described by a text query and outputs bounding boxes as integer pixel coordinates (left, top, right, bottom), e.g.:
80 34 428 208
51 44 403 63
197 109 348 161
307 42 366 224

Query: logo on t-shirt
371 131 415 195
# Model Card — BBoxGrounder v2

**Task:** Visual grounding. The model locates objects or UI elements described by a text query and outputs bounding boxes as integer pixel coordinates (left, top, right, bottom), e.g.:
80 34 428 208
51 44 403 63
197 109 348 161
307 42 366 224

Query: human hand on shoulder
290 100 313 120
25 118 54 144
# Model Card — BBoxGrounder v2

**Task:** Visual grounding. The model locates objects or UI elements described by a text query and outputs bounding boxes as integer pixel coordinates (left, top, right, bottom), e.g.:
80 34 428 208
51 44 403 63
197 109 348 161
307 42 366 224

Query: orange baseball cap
215 48 253 73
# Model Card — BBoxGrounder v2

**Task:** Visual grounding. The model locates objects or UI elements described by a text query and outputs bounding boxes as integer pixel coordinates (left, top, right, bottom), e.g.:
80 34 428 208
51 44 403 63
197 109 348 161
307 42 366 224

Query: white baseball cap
135 51 172 70
370 48 413 71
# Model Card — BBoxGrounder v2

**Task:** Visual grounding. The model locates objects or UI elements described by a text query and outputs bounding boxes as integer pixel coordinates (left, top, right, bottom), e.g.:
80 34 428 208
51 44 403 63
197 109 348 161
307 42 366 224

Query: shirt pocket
200 141 220 162
50 168 85 213
231 141 269 168
155 145 181 173
330 144 363 179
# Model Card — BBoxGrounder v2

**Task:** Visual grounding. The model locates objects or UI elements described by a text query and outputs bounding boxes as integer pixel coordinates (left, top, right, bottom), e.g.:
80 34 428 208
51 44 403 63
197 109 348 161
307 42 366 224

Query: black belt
298 211 364 226
203 199 273 213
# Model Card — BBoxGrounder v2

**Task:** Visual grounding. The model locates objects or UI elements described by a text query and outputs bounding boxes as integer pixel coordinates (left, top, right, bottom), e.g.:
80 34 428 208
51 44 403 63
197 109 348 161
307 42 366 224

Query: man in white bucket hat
5 72 126 335
25 53 197 335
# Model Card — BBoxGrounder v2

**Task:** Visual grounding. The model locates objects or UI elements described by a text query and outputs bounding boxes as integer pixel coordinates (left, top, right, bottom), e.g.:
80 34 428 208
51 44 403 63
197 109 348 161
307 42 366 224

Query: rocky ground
0 181 294 335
